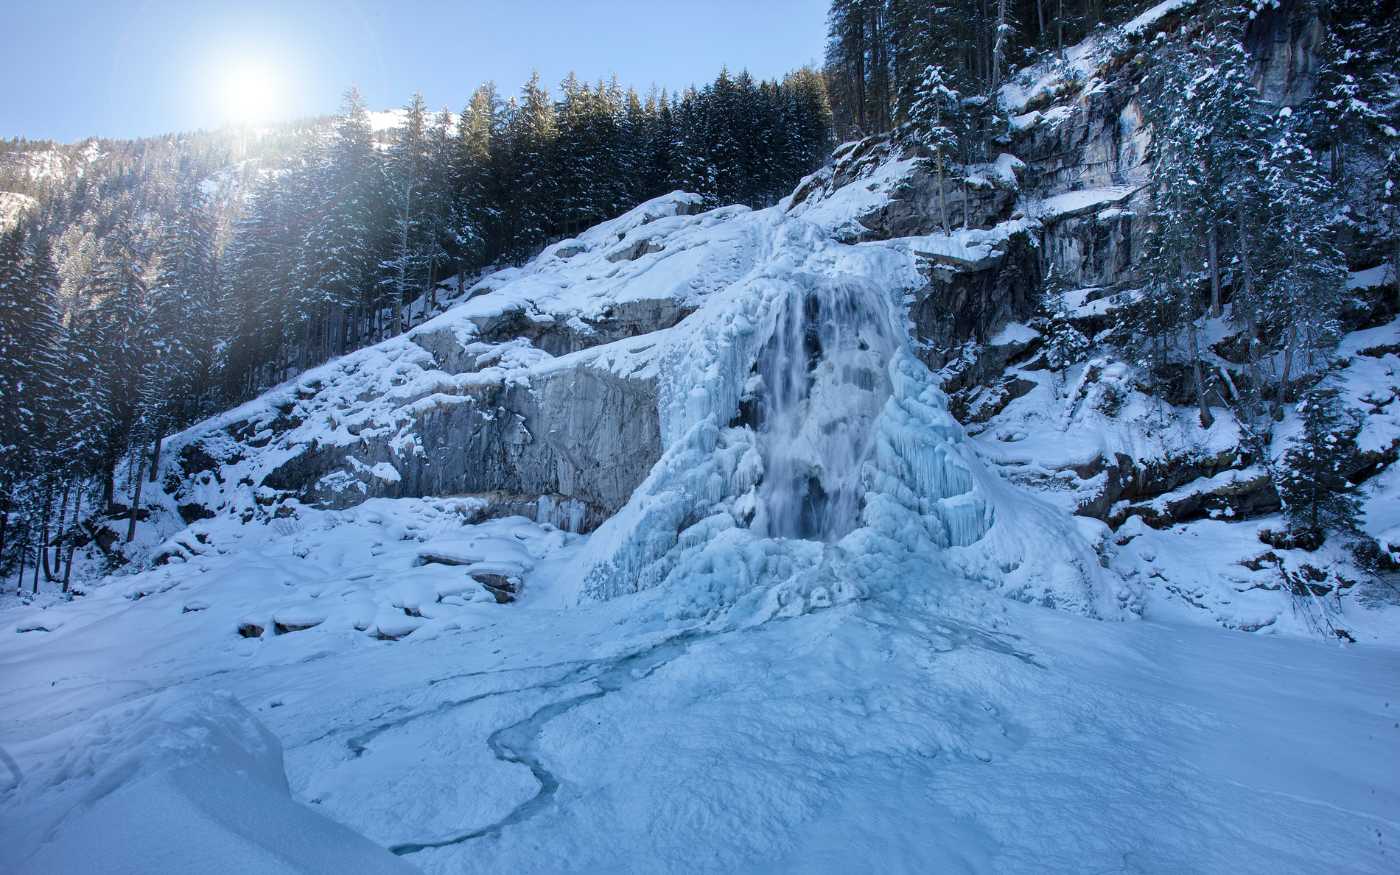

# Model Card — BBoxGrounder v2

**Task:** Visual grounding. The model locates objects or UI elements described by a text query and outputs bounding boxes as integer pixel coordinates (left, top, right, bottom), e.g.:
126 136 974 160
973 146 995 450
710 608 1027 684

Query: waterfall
751 278 898 542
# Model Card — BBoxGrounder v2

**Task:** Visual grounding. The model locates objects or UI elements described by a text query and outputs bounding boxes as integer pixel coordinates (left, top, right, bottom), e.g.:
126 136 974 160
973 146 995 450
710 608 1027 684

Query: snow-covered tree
1276 387 1362 546
1257 113 1348 420
906 65 964 232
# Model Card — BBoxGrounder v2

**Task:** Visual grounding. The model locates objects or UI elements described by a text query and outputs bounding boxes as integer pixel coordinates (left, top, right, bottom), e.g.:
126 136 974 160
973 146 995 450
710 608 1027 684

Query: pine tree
905 65 964 232
0 226 64 570
1040 267 1090 374
453 83 500 273
1258 114 1348 420
1276 387 1363 546
382 92 442 334
1184 5 1272 318
137 183 217 500
300 87 389 358
503 73 557 262
81 231 149 509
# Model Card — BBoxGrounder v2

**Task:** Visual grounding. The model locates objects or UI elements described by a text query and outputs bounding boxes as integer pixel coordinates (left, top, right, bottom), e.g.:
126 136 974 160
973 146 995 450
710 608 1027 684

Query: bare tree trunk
53 479 72 579
126 454 147 543
102 461 115 511
148 433 163 483
1391 236 1399 310
1236 209 1267 424
40 481 56 581
1206 222 1222 318
1274 325 1295 421
1186 326 1215 428
63 492 80 594
990 0 1011 91
1056 0 1065 54
1180 253 1214 429
937 152 950 232
32 537 41 594
16 535 27 595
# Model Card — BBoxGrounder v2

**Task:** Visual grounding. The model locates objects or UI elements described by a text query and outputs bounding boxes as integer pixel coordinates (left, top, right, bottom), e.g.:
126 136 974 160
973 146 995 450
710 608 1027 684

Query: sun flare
218 58 284 125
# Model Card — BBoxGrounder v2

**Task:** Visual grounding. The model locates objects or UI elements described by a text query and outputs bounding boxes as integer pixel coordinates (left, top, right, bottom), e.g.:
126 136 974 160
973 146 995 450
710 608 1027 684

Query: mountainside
2 2 1398 872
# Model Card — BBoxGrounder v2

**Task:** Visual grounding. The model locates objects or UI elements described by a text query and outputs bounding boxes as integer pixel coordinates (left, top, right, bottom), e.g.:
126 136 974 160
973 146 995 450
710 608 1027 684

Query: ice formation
571 210 1110 619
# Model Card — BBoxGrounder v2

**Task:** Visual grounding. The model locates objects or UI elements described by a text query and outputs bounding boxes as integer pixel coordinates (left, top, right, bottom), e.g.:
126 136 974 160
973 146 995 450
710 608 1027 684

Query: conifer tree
382 92 441 334
301 87 388 359
81 230 148 508
0 227 64 568
137 183 217 495
1277 387 1362 546
453 83 500 273
906 65 963 232
1258 114 1348 419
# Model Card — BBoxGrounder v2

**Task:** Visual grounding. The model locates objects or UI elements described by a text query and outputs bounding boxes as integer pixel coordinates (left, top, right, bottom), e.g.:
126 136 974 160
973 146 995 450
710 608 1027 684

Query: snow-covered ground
1 498 1396 872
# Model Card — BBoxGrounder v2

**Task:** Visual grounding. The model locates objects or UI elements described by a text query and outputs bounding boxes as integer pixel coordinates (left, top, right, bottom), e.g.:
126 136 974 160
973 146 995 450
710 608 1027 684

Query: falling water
751 278 898 542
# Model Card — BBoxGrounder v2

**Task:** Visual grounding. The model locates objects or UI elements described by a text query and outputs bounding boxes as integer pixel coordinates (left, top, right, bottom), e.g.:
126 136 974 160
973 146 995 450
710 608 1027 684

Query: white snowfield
5 35 1400 871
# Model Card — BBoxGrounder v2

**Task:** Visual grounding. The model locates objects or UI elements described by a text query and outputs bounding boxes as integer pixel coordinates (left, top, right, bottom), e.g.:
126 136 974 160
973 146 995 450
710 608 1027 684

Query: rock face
1245 0 1324 107
909 228 1042 370
462 298 694 358
260 359 660 531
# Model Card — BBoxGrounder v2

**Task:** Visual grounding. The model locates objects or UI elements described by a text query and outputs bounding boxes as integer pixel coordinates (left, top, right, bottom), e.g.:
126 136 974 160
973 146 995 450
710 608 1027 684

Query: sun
219 59 284 125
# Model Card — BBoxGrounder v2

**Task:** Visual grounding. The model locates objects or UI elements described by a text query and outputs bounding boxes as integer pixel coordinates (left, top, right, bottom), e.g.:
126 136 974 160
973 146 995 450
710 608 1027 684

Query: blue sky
1 0 829 142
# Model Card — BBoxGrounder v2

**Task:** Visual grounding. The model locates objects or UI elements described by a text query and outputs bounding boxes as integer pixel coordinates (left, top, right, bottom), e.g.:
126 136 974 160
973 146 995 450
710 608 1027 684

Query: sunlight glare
219 58 284 125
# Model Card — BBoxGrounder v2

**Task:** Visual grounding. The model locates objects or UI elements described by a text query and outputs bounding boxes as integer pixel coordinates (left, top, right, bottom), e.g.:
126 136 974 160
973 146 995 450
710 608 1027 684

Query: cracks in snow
373 629 722 856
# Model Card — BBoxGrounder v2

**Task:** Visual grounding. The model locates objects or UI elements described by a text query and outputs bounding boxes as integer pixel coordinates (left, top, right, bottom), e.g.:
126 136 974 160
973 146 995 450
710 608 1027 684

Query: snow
1124 0 1195 35
1000 0 1195 114
989 321 1040 346
3 534 1396 872
366 108 457 134
787 156 919 238
892 219 1033 270
1026 185 1139 220
0 191 38 231
1348 263 1396 289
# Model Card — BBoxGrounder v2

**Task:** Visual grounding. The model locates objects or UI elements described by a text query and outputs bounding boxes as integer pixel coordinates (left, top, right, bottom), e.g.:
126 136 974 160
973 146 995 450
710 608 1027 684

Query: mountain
1 1 1397 872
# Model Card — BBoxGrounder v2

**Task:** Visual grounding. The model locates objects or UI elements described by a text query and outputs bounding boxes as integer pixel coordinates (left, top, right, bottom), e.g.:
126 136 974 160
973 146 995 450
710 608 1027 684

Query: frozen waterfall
750 278 898 542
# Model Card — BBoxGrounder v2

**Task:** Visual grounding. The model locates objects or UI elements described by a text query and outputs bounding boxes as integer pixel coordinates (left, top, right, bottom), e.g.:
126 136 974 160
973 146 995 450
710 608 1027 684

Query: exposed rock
1110 470 1280 529
1073 449 1253 524
177 503 215 525
910 229 1042 369
461 298 692 359
1244 0 1324 107
605 236 665 262
237 622 264 639
1039 202 1144 291
954 376 1038 424
472 572 520 604
262 359 661 533
273 615 324 635
857 163 1018 240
